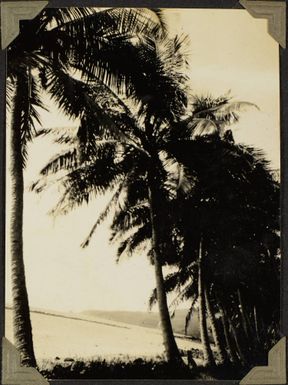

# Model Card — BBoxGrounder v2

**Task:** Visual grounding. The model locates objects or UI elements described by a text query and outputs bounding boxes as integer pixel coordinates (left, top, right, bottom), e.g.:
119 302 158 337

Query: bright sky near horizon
5 9 280 313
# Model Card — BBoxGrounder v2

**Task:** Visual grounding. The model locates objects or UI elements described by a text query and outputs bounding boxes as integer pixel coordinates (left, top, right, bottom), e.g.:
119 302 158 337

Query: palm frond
192 95 259 130
169 278 197 313
81 179 126 248
36 126 77 144
46 8 167 87
44 66 147 157
15 69 46 167
40 8 95 29
49 148 122 215
212 101 259 122
189 118 219 139
148 288 158 310
185 296 198 335
116 222 151 263
111 201 150 239
6 78 14 110
39 148 78 176
148 267 195 310
109 175 149 242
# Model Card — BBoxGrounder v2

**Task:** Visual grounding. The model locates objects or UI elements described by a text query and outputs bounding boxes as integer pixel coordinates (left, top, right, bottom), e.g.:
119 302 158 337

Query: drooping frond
43 8 168 89
122 174 149 207
149 8 168 34
115 222 151 263
6 77 15 110
188 118 219 139
43 66 146 154
48 138 147 216
8 8 166 75
169 278 198 314
124 222 151 256
39 148 78 177
160 150 197 199
36 126 77 145
81 179 126 248
109 174 149 242
185 296 198 335
45 142 121 214
111 201 150 239
148 265 197 310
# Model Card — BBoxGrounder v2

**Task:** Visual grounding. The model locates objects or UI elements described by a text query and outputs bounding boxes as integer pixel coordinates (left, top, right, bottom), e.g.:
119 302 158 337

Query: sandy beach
5 308 203 363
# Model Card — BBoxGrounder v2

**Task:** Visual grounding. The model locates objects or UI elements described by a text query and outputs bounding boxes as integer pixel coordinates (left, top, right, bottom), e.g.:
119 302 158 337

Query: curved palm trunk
205 288 228 365
10 75 36 367
198 239 215 367
148 177 183 364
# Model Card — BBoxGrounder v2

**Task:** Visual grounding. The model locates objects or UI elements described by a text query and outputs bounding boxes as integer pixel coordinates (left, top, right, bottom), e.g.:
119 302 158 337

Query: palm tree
7 7 167 366
198 238 216 367
118 134 279 367
167 136 280 366
111 94 265 366
94 94 268 366
32 34 189 364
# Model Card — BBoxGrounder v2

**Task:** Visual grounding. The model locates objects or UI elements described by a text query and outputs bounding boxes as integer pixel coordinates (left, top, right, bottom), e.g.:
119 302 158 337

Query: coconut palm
109 94 265 366
32 34 189 364
166 136 280 366
7 7 167 366
117 135 279 367
92 94 267 367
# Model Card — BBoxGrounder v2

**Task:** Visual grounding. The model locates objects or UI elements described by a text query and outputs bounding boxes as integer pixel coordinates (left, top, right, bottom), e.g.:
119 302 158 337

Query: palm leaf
44 66 147 155
185 295 198 335
189 118 219 138
49 147 121 215
116 222 151 263
111 201 150 238
36 126 77 145
39 148 78 176
15 69 46 167
81 179 126 248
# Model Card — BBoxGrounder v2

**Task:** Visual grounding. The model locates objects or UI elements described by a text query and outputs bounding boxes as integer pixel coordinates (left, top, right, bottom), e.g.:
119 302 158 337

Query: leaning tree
32 34 190 364
7 7 167 366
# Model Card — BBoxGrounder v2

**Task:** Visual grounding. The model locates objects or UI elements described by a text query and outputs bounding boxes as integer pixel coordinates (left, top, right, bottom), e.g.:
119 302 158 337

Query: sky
5 8 280 313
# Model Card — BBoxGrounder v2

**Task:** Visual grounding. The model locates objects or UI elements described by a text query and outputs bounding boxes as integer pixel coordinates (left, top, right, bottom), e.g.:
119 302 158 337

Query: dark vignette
0 1 286 385
0 40 6 385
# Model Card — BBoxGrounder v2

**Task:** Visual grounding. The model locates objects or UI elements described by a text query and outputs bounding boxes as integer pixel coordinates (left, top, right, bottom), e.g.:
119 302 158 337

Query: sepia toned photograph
4 5 282 381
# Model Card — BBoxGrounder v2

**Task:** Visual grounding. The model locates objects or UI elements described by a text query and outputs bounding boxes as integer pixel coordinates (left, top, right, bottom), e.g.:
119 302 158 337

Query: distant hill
82 309 201 339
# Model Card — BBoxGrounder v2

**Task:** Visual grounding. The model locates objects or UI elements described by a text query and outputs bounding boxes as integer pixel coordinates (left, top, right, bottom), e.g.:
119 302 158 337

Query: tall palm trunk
237 288 251 341
198 238 215 367
148 174 182 364
205 288 228 365
218 301 238 365
253 306 261 344
228 316 248 367
10 74 36 367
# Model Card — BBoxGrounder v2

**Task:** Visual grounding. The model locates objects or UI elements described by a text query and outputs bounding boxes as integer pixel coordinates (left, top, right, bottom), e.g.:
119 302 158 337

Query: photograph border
0 1 287 384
